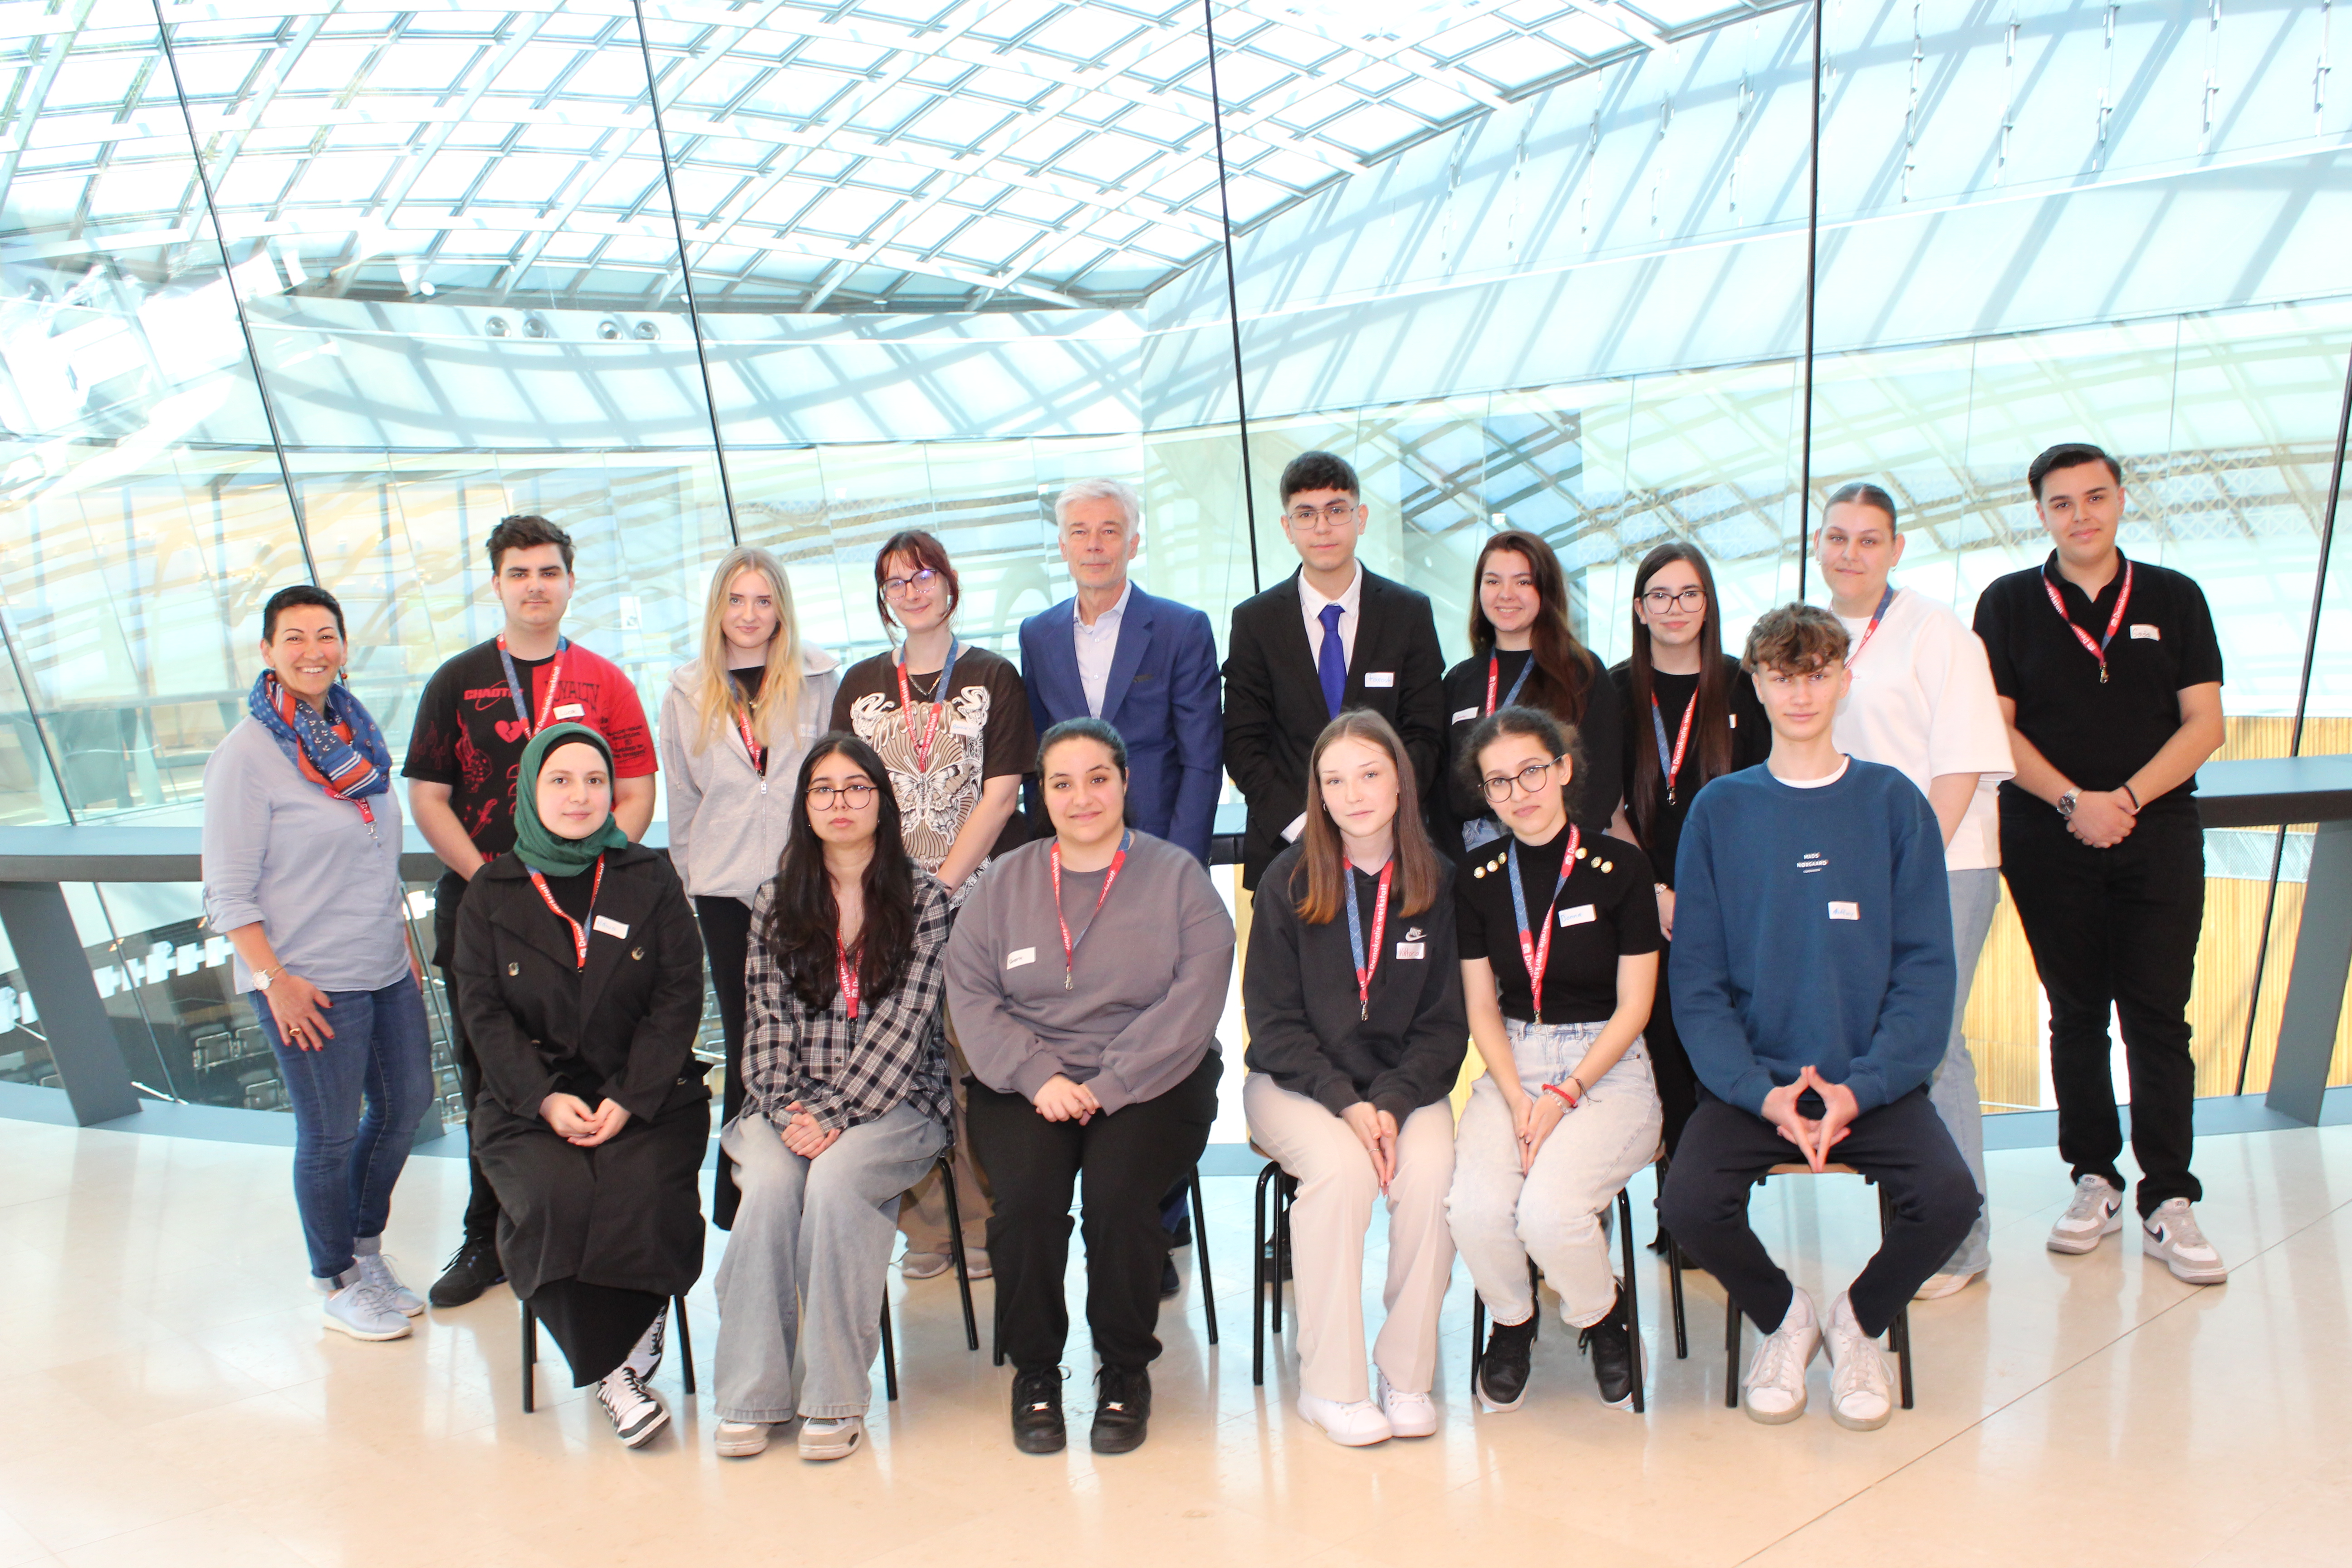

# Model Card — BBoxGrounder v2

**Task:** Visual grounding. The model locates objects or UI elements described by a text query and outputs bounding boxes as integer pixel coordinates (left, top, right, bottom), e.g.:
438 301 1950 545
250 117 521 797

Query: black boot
427 1235 504 1308
1579 1287 1637 1410
1475 1313 1538 1412
1010 1366 1067 1454
1090 1364 1152 1454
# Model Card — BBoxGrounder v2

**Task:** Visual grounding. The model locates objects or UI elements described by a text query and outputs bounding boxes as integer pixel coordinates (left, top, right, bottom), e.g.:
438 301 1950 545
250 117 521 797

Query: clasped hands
1759 1065 1860 1172
539 1092 633 1147
2067 788 2138 849
1032 1073 1102 1124
1339 1102 1400 1192
778 1102 841 1159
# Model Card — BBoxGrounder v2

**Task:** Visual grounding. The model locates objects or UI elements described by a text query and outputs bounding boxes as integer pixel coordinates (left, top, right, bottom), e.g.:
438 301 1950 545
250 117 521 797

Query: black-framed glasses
882 568 940 599
1286 501 1359 529
806 782 878 808
1641 586 1707 612
1479 756 1565 804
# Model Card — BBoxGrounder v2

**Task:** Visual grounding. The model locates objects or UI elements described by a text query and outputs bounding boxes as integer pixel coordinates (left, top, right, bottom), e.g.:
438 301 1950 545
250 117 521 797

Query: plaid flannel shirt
740 872 954 1133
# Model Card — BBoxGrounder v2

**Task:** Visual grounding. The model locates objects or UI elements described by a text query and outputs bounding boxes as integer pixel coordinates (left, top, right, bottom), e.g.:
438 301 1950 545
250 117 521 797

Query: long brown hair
1468 530 1594 724
1626 541 1735 844
1290 710 1444 925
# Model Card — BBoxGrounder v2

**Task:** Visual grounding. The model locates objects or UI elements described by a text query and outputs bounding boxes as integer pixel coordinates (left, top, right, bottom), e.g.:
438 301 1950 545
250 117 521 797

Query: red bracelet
1543 1080 1581 1109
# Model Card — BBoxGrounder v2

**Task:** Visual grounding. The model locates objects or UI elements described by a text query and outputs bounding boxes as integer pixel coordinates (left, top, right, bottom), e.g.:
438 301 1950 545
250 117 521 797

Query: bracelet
2120 782 2141 812
1543 1078 1583 1109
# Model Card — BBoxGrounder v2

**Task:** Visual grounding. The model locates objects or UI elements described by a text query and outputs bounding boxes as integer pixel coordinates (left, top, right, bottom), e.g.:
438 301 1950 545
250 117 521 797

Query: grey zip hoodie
658 647 842 903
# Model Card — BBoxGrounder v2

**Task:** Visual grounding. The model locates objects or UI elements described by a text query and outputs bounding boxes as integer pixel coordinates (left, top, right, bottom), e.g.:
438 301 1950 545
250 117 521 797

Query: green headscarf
513 722 630 877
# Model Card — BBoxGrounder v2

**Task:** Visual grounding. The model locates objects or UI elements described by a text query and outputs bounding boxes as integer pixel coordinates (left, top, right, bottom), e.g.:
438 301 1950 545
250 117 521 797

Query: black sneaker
1159 1254 1181 1299
1578 1287 1636 1410
1090 1364 1152 1454
427 1235 505 1308
1011 1366 1067 1455
1476 1313 1538 1412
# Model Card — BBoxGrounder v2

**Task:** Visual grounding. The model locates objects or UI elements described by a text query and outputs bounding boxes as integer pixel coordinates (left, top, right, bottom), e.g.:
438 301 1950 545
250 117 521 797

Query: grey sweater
945 832 1234 1113
657 648 841 903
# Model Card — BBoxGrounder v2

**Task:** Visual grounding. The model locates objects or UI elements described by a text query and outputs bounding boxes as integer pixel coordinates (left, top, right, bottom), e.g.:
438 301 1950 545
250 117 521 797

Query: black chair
1719 1163 1913 1411
1466 1185 1648 1413
522 1294 695 1413
1250 1156 1295 1387
991 1165 1215 1366
879 1152 981 1398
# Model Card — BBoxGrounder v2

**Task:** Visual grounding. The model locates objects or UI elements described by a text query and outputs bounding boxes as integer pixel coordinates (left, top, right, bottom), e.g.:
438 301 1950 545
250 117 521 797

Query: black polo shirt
1972 550 2223 811
1455 823 1660 1024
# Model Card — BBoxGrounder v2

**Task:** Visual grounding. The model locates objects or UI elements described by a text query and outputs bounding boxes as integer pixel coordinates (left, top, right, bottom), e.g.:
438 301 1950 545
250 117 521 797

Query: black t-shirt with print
829 643 1035 874
1455 823 1661 1024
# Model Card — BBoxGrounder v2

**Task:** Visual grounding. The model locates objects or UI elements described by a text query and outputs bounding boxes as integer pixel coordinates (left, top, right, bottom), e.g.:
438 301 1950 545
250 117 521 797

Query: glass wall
5 0 2350 1115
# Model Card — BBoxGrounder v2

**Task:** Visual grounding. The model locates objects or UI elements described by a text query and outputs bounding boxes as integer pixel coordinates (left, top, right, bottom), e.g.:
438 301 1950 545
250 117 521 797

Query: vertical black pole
1202 0 1261 595
1795 0 1823 597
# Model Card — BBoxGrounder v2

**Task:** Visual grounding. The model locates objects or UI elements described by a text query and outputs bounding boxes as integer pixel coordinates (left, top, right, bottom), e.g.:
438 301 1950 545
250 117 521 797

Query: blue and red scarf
248 671 392 805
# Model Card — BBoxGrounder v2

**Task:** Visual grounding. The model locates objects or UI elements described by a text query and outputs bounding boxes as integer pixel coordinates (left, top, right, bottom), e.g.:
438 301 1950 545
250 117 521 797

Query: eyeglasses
882 568 940 600
1479 756 1566 804
806 782 878 808
1641 586 1707 612
1286 502 1360 529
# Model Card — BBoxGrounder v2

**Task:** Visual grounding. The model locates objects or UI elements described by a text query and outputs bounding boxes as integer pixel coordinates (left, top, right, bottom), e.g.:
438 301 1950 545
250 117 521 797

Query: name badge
1728 714 1738 728
2131 624 2161 641
554 703 586 720
592 915 629 938
1558 904 1597 927
1365 671 1395 688
1451 706 1478 724
1828 902 1860 921
1006 946 1035 970
950 719 981 739
1395 941 1426 960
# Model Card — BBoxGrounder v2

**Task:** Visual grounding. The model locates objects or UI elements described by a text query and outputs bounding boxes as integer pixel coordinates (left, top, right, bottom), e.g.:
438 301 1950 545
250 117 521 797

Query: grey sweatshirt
945 831 1234 1113
657 647 841 903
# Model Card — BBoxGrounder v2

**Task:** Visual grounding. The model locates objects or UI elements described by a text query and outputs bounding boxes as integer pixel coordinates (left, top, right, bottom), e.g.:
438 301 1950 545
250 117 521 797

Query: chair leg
1878 1184 1915 1408
1617 1186 1644 1415
878 1301 899 1402
1251 1161 1276 1387
672 1296 696 1395
1190 1166 1217 1346
1665 1225 1689 1360
1470 1292 1485 1393
1724 1292 1743 1409
521 1300 537 1415
940 1153 980 1352
1273 1178 1293 1334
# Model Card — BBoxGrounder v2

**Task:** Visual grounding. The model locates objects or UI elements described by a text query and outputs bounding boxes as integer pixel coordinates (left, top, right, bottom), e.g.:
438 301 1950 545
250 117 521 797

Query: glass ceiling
3 0 1793 314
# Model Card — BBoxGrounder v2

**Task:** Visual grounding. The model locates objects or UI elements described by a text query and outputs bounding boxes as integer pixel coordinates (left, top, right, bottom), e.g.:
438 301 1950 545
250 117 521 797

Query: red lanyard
527 854 606 970
893 639 960 768
1346 860 1393 1021
835 935 861 1021
1050 829 1132 990
736 705 765 774
2041 559 2134 684
1482 652 1534 716
1508 826 1578 1018
496 635 567 737
1650 692 1696 804
1845 585 1897 667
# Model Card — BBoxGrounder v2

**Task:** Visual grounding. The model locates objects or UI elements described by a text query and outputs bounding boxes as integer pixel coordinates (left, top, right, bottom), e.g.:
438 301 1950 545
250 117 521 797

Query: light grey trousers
1930 867 2000 1277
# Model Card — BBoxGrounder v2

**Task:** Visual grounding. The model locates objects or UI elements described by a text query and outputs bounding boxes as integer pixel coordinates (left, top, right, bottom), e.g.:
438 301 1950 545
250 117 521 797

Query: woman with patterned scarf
202 584 436 1343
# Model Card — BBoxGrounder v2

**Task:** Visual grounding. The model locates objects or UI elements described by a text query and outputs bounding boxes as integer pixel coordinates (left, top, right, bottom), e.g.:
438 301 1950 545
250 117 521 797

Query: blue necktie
1317 603 1347 719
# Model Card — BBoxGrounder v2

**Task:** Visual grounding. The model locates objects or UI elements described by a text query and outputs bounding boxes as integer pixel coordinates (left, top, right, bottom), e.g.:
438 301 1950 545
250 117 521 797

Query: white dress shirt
1072 580 1132 719
1284 561 1365 842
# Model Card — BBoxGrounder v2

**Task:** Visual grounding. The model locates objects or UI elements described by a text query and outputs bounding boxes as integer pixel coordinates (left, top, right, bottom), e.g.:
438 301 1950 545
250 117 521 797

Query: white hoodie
658 646 842 903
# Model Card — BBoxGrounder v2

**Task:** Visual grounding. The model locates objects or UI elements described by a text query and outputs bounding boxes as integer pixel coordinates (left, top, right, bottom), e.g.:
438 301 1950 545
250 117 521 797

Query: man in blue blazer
1019 478 1224 863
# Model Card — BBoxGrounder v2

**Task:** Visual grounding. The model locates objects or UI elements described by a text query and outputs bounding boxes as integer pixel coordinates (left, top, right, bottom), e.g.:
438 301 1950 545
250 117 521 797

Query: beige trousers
1244 1073 1457 1403
897 1019 993 1254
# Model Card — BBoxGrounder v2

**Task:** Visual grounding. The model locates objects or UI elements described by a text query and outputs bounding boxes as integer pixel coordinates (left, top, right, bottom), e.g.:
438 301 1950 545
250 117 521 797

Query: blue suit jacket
1019 585 1224 864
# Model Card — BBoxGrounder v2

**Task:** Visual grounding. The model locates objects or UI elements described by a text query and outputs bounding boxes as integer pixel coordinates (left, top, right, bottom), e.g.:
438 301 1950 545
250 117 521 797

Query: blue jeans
1929 868 2000 1277
254 978 436 1280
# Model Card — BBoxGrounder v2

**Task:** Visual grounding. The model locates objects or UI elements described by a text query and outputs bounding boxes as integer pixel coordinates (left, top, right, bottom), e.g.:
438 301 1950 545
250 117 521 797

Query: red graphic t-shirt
402 637 657 858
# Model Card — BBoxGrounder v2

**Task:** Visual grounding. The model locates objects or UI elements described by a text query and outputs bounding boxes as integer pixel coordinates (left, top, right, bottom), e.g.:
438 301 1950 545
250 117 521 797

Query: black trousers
695 894 755 1230
433 872 501 1244
1647 936 1698 1158
1999 803 2205 1215
1659 1088 1978 1338
966 1053 1219 1371
529 1281 665 1387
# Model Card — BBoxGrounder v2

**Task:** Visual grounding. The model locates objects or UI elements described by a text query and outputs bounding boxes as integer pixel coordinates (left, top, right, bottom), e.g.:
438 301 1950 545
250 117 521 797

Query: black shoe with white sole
1476 1313 1538 1412
1578 1287 1636 1410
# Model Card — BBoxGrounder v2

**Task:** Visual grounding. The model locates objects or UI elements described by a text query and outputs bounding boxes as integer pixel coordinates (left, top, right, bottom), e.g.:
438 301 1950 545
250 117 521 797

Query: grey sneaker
715 1421 770 1458
1741 1288 1818 1424
319 1270 411 1342
353 1251 425 1317
900 1250 953 1280
2141 1199 2227 1285
798 1415 865 1461
1822 1292 1893 1431
2048 1175 2125 1254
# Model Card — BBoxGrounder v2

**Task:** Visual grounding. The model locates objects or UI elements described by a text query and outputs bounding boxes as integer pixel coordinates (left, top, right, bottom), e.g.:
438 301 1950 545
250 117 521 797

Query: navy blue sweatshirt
1669 759 1954 1117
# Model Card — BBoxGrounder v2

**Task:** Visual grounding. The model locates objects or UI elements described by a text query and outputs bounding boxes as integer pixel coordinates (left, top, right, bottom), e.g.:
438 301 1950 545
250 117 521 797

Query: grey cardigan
944 832 1234 1113
657 647 841 903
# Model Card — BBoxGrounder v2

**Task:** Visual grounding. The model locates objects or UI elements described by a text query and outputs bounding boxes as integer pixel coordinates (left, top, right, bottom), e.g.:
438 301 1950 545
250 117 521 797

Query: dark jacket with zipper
453 843 709 1299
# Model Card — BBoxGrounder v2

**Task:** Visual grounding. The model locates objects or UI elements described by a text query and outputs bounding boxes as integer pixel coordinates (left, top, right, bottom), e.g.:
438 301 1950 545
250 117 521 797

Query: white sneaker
1297 1392 1392 1446
1822 1292 1894 1431
1741 1288 1818 1424
1376 1372 1437 1438
965 1247 992 1280
2048 1175 2125 1254
715 1420 770 1458
353 1249 425 1316
2141 1199 2227 1285
900 1251 952 1279
318 1270 411 1342
798 1416 865 1461
1912 1268 1983 1301
625 1308 666 1379
597 1366 669 1448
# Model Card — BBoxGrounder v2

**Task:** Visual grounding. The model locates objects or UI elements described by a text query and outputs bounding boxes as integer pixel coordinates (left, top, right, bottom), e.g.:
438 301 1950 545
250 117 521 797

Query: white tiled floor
3 1114 2348 1567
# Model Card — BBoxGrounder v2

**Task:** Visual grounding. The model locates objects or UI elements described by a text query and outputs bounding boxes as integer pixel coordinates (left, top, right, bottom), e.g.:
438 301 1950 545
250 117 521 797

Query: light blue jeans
715 1101 946 1421
1931 868 2000 1277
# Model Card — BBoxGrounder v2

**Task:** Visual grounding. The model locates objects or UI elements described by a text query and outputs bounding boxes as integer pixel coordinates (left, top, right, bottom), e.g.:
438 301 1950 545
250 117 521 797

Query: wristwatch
254 965 283 990
2055 788 2080 821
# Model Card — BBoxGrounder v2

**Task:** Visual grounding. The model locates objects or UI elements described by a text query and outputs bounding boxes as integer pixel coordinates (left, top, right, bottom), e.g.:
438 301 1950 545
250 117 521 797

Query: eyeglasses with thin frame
1286 501 1360 529
1480 755 1567 805
1640 586 1707 612
806 782 879 808
882 568 940 599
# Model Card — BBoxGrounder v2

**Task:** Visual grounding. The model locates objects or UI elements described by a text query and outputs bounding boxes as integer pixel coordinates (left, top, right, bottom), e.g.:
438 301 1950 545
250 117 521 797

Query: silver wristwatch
2055 788 2080 821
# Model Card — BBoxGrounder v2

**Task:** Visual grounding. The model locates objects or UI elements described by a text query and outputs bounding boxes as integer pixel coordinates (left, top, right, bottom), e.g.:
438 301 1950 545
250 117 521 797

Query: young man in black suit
1222 451 1448 892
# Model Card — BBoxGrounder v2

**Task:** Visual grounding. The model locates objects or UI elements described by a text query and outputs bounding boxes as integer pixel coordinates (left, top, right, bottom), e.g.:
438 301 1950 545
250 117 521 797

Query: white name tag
1452 706 1478 724
1365 671 1395 687
1558 904 1597 927
2131 624 2161 640
1006 946 1035 970
1828 902 1860 921
1395 941 1425 960
592 915 629 938
950 719 981 738
554 703 586 720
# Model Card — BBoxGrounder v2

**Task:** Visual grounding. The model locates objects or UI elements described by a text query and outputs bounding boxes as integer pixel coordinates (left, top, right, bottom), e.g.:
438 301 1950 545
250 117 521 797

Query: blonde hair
691 548 806 754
